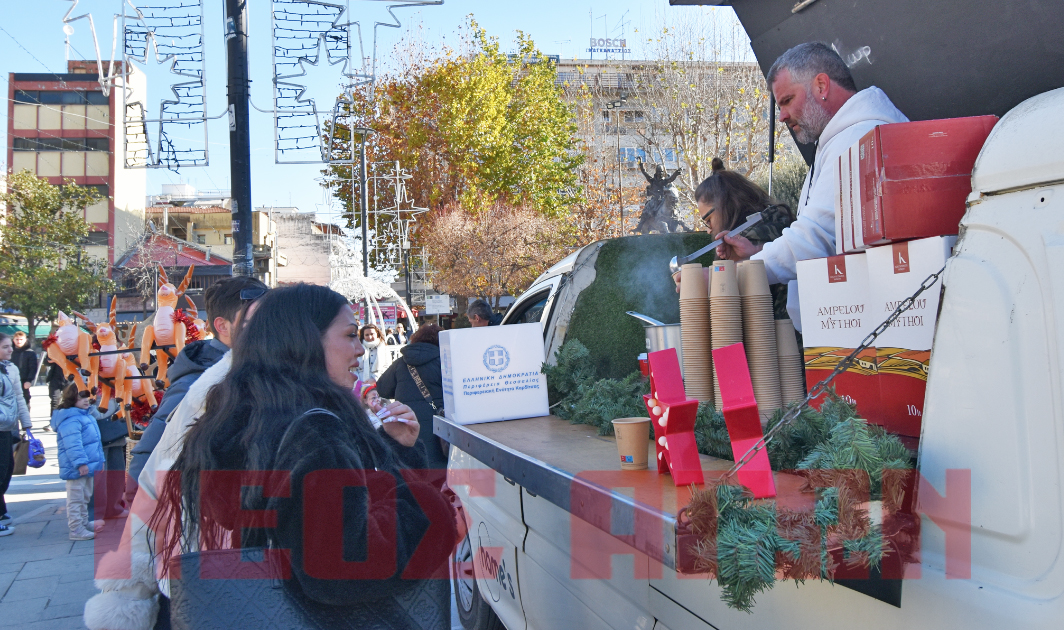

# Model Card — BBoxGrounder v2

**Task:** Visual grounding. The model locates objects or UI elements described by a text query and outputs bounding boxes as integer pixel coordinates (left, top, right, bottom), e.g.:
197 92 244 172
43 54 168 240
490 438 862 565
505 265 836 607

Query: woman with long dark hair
694 157 796 318
151 284 456 629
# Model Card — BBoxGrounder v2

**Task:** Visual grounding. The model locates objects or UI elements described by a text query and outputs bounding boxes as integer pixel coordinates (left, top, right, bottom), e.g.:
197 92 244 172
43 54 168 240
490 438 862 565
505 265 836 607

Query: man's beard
793 91 833 144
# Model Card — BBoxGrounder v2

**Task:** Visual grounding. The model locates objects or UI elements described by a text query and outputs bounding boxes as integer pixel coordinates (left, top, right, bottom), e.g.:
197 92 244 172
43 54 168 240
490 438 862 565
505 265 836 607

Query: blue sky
0 1 740 225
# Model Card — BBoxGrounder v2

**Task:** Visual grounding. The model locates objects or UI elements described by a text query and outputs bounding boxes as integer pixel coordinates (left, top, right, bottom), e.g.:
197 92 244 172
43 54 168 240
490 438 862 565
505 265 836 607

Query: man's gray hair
467 299 493 322
767 42 857 93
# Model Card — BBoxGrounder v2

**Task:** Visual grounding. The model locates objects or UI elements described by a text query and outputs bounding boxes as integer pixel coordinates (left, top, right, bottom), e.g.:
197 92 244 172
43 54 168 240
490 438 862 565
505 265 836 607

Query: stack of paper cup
678 264 714 401
709 260 743 409
775 318 805 405
738 260 782 423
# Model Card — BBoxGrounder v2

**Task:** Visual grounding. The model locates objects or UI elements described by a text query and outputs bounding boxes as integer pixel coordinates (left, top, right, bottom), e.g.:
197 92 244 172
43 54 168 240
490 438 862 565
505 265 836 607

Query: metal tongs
668 210 766 275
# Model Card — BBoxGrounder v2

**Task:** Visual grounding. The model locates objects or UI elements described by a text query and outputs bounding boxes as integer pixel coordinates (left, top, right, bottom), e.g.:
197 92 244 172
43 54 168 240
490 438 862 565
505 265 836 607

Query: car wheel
452 533 505 630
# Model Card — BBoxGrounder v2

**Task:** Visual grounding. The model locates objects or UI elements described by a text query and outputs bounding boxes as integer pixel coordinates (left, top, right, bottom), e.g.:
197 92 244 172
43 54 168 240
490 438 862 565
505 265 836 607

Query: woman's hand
715 232 763 261
378 401 420 448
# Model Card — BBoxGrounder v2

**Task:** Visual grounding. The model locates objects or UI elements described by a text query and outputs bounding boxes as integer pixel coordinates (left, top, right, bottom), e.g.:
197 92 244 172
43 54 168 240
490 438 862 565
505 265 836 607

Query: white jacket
753 87 908 330
357 338 393 383
84 352 232 630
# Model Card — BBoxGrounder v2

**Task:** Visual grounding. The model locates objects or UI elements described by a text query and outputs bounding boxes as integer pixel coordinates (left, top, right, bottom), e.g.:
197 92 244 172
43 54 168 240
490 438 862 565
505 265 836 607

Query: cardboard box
836 145 861 254
838 115 997 253
866 236 954 437
796 253 880 417
440 323 549 425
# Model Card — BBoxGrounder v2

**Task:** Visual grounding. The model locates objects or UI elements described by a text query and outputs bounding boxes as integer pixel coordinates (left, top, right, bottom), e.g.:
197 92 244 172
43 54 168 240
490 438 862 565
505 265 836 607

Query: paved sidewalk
2 386 466 630
1 386 94 629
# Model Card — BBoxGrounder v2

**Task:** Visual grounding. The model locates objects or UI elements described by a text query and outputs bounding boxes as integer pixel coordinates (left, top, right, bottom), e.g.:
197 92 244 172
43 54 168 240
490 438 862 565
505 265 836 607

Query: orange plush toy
139 265 194 386
76 298 128 418
119 323 153 424
42 311 93 392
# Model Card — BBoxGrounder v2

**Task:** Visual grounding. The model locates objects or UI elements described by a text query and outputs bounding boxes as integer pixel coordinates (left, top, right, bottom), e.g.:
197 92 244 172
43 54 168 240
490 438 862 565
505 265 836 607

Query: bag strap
406 364 440 412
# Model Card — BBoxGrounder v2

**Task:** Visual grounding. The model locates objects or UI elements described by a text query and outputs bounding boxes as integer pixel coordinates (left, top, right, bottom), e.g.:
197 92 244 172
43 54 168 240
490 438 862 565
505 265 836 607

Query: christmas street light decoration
270 0 443 165
61 0 209 169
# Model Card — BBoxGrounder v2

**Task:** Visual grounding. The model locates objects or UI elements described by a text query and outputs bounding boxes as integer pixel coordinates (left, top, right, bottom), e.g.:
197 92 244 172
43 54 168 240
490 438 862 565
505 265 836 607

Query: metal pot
626 312 684 375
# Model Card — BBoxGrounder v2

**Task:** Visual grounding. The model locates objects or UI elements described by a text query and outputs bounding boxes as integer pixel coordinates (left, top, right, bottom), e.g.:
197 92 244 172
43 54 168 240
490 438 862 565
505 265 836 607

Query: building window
13 90 107 105
12 137 109 152
623 111 645 123
602 110 611 122
80 232 109 246
224 234 233 245
86 184 109 199
618 147 647 165
195 234 206 245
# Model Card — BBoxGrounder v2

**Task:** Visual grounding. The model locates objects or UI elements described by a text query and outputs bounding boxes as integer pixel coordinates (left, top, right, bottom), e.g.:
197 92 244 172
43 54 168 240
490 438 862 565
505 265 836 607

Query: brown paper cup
680 264 709 300
737 260 771 296
775 319 801 356
709 260 739 298
612 417 651 470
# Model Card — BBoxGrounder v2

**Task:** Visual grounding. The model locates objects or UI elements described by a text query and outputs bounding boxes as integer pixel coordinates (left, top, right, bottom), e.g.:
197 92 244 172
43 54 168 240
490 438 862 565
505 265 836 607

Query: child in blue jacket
54 384 105 540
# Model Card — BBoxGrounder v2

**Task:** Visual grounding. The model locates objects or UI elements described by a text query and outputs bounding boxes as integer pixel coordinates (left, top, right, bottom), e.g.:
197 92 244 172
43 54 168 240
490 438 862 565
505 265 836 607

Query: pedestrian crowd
0 277 457 629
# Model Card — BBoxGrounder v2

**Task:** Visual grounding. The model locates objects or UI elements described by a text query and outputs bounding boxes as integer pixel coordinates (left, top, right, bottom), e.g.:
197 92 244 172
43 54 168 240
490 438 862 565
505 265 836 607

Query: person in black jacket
11 331 38 408
376 324 447 474
150 284 455 628
124 276 268 501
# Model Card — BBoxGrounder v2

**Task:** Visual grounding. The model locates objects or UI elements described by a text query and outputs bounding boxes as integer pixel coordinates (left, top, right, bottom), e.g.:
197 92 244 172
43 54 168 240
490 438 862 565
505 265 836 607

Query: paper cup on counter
680 264 709 300
775 319 801 356
776 319 806 404
709 260 739 298
612 417 651 470
737 260 772 297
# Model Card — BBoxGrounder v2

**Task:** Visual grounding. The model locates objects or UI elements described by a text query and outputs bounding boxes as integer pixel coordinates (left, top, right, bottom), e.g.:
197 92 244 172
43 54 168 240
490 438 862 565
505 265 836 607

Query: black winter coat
11 343 38 387
376 343 446 470
248 412 456 612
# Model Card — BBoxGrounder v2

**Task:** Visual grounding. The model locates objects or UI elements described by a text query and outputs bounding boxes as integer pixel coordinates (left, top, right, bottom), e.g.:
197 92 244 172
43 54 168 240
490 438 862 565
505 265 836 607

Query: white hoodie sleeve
754 156 840 286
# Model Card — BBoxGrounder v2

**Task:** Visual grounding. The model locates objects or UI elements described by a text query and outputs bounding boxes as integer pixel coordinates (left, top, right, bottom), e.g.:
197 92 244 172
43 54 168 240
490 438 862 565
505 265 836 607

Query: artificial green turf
564 232 715 380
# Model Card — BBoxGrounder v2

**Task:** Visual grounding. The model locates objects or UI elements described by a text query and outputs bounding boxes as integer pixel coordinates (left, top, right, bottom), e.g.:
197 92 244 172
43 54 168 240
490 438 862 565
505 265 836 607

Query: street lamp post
606 96 628 236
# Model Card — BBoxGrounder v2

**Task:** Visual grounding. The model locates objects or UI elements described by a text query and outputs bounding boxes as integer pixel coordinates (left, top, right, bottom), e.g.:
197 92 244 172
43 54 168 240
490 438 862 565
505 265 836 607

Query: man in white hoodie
719 42 908 329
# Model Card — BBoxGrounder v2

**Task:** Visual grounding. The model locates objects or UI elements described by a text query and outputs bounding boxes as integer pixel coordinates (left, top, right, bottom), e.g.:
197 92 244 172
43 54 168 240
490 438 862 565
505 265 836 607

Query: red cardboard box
852 115 997 250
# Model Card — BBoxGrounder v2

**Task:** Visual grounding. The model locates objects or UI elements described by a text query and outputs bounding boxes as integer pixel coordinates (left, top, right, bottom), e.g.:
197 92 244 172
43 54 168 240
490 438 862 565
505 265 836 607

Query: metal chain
723 264 948 479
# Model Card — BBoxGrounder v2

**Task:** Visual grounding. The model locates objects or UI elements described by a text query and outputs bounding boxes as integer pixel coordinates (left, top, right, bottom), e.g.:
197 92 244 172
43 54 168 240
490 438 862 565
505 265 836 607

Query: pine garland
685 393 917 612
544 341 918 612
542 339 649 435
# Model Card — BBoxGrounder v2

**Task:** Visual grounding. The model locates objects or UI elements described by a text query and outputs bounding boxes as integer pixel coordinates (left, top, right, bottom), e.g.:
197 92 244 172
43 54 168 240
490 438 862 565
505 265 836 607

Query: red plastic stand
643 349 704 486
712 343 777 499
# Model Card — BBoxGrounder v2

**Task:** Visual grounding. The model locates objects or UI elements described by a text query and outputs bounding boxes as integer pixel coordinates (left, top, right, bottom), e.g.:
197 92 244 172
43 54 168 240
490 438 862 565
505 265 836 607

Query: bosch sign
587 37 631 54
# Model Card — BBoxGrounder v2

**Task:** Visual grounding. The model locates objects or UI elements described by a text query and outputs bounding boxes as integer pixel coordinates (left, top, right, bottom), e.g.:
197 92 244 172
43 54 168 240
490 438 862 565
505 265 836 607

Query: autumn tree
325 19 582 223
632 10 802 219
0 171 114 345
421 199 571 306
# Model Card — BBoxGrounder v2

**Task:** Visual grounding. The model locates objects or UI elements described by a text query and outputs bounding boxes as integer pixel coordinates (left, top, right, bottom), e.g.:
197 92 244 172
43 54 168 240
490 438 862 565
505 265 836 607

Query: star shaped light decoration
270 0 443 163
64 0 208 169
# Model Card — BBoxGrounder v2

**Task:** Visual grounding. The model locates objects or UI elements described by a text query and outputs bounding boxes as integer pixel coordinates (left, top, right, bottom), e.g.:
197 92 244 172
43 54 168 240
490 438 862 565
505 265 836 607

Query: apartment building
7 60 146 269
145 184 280 286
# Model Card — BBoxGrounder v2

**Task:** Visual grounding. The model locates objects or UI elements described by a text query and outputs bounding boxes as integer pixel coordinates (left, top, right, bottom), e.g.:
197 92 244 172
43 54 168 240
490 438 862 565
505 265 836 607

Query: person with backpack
53 383 106 540
0 333 33 536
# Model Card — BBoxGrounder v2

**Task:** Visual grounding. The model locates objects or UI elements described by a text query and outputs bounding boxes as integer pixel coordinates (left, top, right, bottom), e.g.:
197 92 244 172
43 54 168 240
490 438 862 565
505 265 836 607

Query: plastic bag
25 430 46 468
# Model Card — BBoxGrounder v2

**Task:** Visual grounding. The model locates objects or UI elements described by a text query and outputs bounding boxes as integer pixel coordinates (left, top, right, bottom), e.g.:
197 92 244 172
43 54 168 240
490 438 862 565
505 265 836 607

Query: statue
633 161 689 234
